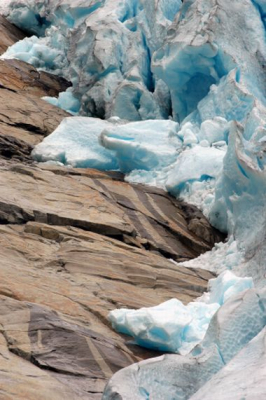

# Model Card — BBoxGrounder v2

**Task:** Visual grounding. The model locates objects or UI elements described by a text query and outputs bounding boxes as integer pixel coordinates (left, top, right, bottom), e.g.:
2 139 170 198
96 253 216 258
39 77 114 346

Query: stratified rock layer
0 161 219 399
0 160 222 259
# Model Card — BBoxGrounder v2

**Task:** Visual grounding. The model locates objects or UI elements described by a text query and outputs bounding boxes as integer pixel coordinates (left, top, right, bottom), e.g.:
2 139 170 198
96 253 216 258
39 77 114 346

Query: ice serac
32 117 181 172
153 0 266 122
103 287 266 400
1 0 182 120
108 272 253 355
32 117 119 170
208 109 266 285
190 327 266 400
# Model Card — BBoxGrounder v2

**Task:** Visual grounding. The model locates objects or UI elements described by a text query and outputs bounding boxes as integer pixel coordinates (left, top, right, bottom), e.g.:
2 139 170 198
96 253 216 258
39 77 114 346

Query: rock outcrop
0 16 224 399
0 14 25 54
0 30 70 156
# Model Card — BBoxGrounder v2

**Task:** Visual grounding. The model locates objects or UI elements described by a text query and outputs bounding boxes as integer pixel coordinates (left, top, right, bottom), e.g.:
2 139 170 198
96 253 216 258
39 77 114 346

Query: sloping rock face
0 160 222 260
0 14 25 54
0 58 71 96
0 23 70 157
0 171 218 399
0 16 224 399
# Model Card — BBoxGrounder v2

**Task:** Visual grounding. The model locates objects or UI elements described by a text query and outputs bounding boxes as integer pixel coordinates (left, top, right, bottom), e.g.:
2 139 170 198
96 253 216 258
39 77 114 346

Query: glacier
189 326 266 400
108 271 253 355
32 115 227 220
103 286 266 400
0 0 183 120
2 0 266 398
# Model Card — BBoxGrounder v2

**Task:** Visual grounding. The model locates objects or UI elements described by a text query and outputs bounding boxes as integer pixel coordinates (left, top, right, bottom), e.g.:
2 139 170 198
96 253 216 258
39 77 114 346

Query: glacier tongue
3 0 266 398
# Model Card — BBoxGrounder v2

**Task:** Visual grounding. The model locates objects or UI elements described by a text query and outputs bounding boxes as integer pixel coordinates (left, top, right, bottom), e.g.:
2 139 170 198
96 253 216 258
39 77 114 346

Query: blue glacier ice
42 89 81 115
103 287 266 399
100 119 181 172
32 117 119 170
1 0 183 120
190 327 266 400
108 271 253 355
153 0 266 122
32 117 183 171
2 0 266 398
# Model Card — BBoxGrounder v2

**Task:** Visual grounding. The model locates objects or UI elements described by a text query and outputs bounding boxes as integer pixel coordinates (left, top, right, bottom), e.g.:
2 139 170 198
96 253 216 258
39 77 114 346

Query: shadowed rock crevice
0 133 33 161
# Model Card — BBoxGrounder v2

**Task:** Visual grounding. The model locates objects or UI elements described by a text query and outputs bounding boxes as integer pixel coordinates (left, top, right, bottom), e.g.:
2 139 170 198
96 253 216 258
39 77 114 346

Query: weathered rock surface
0 160 223 260
0 19 70 157
0 89 69 146
0 221 215 400
0 15 224 400
0 15 25 54
0 160 221 399
0 58 71 97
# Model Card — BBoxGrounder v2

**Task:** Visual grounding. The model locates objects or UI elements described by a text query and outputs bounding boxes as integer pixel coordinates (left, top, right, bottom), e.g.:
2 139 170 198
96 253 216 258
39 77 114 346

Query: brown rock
0 89 69 147
0 133 33 161
0 58 71 97
0 160 223 258
0 16 71 158
0 15 26 55
0 222 215 399
0 159 221 398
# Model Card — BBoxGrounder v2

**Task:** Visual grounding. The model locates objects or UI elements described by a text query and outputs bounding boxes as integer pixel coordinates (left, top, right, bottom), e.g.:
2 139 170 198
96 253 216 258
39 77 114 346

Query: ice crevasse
2 0 266 399
0 0 183 120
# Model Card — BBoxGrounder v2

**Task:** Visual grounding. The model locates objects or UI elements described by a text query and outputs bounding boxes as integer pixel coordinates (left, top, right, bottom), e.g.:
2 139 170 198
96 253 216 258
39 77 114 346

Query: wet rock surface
0 15 224 399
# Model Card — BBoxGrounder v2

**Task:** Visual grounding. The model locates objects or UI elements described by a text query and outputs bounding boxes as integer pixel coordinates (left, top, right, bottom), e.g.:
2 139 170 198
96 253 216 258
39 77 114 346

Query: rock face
0 58 71 96
0 14 25 54
0 174 218 400
0 160 222 260
0 29 70 156
0 16 224 399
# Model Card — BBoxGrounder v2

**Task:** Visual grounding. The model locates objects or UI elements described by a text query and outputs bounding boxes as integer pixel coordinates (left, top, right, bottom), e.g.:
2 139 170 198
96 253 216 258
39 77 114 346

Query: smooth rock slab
0 222 214 399
0 160 223 259
0 83 69 147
